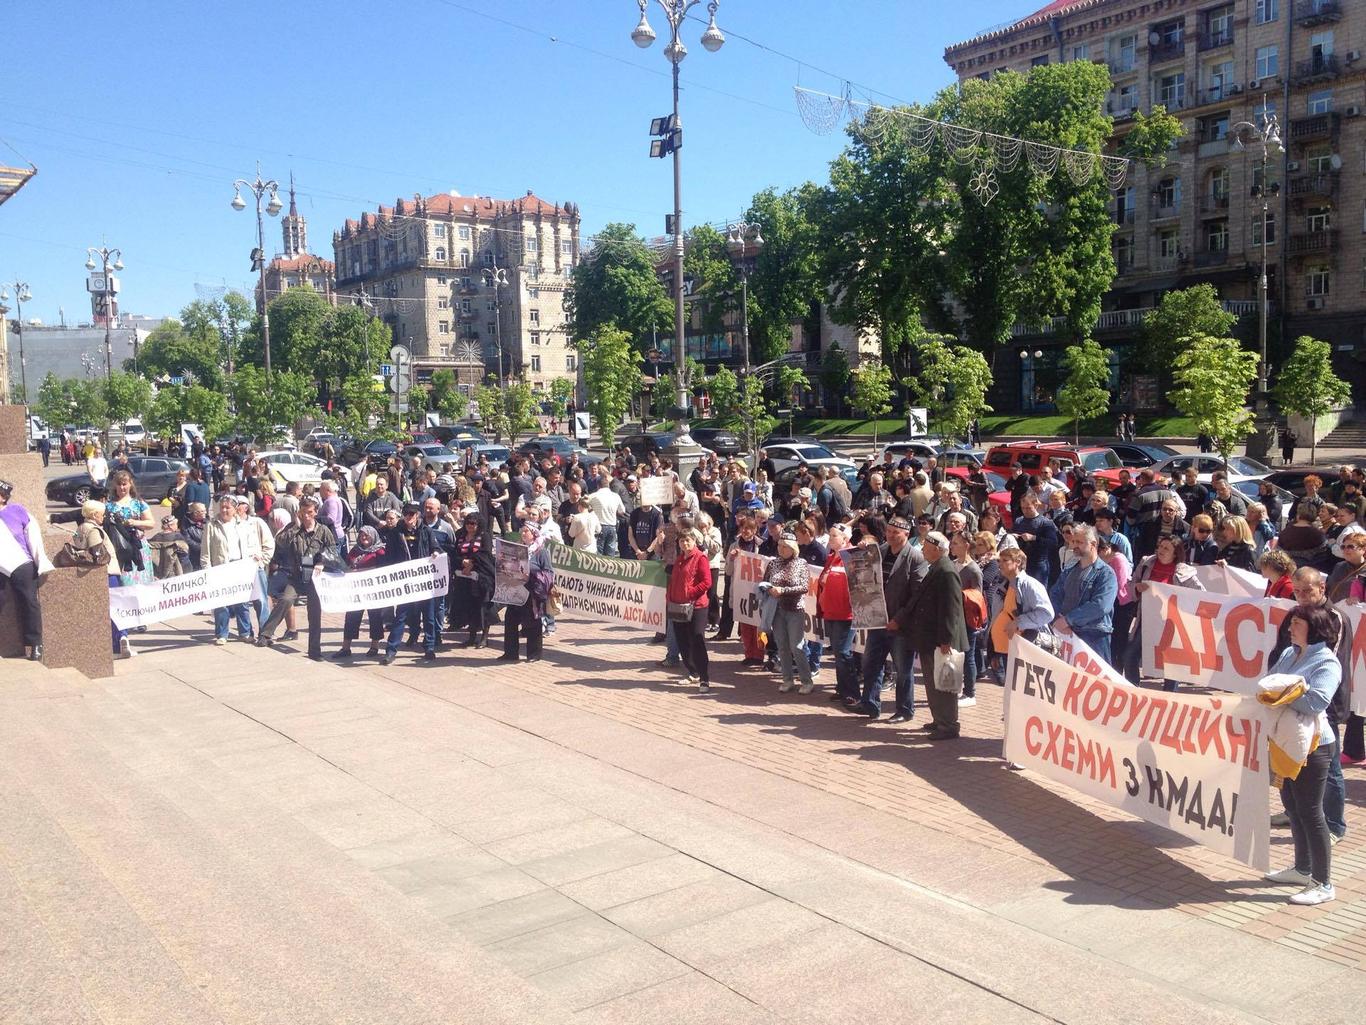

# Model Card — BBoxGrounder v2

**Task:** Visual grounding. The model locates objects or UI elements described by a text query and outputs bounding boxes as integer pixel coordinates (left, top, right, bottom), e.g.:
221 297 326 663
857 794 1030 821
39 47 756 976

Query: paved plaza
6 605 1366 1024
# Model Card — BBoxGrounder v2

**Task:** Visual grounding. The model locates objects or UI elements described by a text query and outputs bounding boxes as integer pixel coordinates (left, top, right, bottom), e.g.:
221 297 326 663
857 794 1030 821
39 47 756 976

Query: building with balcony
332 191 581 394
945 0 1366 410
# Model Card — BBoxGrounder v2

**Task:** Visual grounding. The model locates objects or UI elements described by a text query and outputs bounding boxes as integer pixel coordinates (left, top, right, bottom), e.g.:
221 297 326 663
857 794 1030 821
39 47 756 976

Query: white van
123 418 146 447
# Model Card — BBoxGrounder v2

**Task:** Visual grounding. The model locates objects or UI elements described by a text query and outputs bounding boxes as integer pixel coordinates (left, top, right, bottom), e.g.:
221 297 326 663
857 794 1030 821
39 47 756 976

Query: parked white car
1150 454 1273 483
764 442 856 475
257 450 347 488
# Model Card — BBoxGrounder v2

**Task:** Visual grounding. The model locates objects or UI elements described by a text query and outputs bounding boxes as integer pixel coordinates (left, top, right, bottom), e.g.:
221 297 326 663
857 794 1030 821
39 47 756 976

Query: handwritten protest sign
1005 636 1270 870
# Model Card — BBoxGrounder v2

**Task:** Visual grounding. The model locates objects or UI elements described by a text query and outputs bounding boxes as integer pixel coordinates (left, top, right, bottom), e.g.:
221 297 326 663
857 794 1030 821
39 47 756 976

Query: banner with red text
1193 564 1266 599
1339 602 1366 717
109 559 263 629
1139 582 1296 695
731 549 867 649
1005 636 1270 870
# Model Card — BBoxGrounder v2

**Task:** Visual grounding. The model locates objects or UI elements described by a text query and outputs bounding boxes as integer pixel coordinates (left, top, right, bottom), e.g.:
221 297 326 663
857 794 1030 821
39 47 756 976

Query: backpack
339 497 356 531
962 587 987 631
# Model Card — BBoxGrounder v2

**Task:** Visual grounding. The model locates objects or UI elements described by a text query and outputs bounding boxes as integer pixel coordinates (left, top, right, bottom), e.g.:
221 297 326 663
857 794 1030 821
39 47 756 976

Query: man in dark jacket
381 502 445 664
257 495 337 659
911 531 969 740
1012 493 1060 586
849 516 927 723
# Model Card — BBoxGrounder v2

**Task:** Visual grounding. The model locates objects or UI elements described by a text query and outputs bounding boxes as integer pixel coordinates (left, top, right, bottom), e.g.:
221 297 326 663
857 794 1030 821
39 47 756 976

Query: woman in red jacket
1260 548 1297 600
667 521 713 692
817 522 860 704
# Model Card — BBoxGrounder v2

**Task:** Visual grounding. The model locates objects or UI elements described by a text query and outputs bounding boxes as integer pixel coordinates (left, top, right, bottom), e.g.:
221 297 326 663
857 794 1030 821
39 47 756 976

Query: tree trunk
1310 415 1317 466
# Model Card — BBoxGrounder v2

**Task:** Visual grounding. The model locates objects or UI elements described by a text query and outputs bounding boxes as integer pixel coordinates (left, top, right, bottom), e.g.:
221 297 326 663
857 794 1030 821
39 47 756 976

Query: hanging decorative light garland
794 85 1129 202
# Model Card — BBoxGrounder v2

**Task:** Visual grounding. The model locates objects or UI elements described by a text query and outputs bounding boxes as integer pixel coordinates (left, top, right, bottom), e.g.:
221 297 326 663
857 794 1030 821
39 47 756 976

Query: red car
944 466 1013 528
984 441 1126 491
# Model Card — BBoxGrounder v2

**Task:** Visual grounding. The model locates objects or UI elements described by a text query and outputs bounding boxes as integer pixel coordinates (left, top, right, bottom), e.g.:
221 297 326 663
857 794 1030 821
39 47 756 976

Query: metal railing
1287 229 1338 256
1294 0 1342 26
1288 172 1339 198
1293 54 1340 83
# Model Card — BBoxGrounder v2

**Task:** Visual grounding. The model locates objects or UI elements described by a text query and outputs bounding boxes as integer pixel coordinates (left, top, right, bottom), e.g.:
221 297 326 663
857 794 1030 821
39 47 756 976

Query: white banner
109 560 263 629
1004 637 1270 871
1339 602 1366 717
312 553 450 613
637 476 673 508
1193 564 1266 598
731 549 866 650
1139 582 1294 695
1052 631 1130 688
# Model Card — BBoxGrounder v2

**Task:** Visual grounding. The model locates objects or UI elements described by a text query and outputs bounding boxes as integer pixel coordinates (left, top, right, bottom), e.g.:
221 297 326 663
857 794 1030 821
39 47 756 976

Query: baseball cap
743 482 756 493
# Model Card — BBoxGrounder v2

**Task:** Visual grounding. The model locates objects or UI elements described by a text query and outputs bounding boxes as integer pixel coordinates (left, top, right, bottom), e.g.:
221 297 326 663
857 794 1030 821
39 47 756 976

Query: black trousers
0 562 42 646
343 606 390 645
448 577 486 635
503 602 543 660
262 577 322 656
1283 739 1334 885
672 606 710 683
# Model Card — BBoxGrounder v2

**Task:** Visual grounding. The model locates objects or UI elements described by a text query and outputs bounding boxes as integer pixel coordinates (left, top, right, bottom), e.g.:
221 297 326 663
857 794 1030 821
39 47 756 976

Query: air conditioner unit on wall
1347 105 1362 118
1287 161 1301 172
1307 296 1326 310
1347 50 1361 63
1249 79 1260 90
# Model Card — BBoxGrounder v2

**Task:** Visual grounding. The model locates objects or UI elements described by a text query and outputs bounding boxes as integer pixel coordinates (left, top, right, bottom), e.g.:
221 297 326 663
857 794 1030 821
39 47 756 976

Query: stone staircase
0 657 567 1025
1319 417 1366 451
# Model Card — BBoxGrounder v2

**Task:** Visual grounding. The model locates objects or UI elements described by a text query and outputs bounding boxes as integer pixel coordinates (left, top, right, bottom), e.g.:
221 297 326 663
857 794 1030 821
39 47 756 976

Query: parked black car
1106 442 1179 468
1263 467 1342 500
688 427 743 457
431 424 486 446
340 439 400 465
517 434 602 467
617 431 677 457
46 455 192 508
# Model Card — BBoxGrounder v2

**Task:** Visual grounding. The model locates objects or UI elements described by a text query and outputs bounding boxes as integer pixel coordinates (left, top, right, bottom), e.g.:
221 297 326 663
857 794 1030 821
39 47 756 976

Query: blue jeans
665 617 681 663
213 603 252 640
805 639 823 672
388 598 437 655
597 524 619 557
859 628 914 717
824 620 860 701
1074 628 1111 666
963 627 984 698
1325 727 1347 840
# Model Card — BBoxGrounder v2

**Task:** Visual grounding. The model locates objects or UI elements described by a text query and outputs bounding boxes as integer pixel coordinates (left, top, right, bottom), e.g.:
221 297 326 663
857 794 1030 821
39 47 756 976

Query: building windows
529 309 540 325
434 247 446 261
486 321 495 336
1071 44 1088 62
438 296 449 310
460 299 472 314
437 274 447 285
458 226 470 240
1255 46 1278 80
438 321 450 334
1209 167 1230 201
1157 228 1181 262
1307 146 1334 174
483 251 495 267
1207 219 1229 252
433 224 447 239
1115 186 1136 224
530 354 541 372
1201 112 1229 141
1311 31 1335 62
1255 0 1277 25
565 355 577 372
1307 206 1332 233
527 287 540 299
530 331 541 347
1156 71 1185 109
1206 60 1233 99
459 249 470 267
1112 82 1137 114
1156 177 1182 212
1031 54 1049 67
1113 234 1135 271
1253 209 1277 245
486 299 496 312
1112 34 1136 73
460 276 471 289
559 239 572 255
1204 6 1233 47
1307 90 1333 116
525 236 538 253
1308 266 1331 296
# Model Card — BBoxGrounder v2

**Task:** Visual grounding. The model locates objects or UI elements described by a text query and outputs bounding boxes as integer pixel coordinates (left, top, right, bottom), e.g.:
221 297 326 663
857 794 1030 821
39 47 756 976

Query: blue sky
1 0 1033 323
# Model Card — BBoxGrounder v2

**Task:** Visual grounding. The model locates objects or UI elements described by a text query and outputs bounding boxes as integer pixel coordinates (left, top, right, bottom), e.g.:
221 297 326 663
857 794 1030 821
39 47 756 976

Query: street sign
573 411 590 441
379 363 393 377
907 407 929 437
388 344 410 364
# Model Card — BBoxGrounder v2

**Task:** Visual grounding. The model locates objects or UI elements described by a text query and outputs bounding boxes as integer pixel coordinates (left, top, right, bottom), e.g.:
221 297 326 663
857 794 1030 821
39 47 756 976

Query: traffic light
250 248 264 272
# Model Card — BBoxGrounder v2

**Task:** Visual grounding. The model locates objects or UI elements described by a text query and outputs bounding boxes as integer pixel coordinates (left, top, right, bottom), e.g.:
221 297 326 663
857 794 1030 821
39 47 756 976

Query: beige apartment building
945 0 1365 411
332 191 581 394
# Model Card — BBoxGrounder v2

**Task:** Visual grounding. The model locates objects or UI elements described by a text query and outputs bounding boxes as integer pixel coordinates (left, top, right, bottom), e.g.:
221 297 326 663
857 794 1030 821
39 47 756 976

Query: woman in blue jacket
1264 605 1344 906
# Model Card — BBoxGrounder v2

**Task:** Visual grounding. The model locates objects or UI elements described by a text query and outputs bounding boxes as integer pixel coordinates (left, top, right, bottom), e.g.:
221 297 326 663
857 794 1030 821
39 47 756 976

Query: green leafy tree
706 365 740 425
820 344 851 415
1274 336 1353 464
579 325 642 448
565 222 672 350
548 377 576 421
1056 339 1113 444
903 333 993 444
426 369 468 423
737 376 779 466
32 373 73 432
1142 285 1237 368
334 373 388 440
683 224 740 340
146 384 231 444
40 375 111 431
1169 334 1259 459
229 365 316 442
774 365 810 437
471 380 510 443
744 185 825 364
103 371 154 436
502 380 540 444
850 359 894 447
134 319 224 390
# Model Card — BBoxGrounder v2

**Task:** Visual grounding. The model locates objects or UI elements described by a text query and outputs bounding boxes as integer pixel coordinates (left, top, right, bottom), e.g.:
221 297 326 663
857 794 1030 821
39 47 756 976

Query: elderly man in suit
911 530 969 740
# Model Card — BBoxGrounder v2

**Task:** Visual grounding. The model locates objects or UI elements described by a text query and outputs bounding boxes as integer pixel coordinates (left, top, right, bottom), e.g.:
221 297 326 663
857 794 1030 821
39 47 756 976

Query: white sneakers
117 637 135 659
1290 883 1336 906
1265 867 1336 905
213 637 227 646
1264 867 1312 886
959 696 977 707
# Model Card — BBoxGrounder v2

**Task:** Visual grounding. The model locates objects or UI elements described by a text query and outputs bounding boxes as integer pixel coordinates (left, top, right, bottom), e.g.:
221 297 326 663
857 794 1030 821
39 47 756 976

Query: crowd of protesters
36 427 1366 905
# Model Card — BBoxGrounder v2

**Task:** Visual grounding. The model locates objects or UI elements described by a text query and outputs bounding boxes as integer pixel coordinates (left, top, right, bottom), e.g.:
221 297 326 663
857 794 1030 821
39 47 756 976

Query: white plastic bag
933 648 965 695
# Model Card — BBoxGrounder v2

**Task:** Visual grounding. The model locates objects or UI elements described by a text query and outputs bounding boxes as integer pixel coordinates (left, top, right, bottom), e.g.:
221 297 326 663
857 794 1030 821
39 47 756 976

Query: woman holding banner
500 522 552 664
333 527 390 660
1264 605 1343 905
1129 537 1205 688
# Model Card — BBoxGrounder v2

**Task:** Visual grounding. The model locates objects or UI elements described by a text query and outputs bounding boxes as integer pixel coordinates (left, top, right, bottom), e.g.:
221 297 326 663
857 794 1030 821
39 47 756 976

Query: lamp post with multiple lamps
724 222 763 376
1230 101 1283 460
231 166 284 381
633 0 724 458
483 265 509 385
84 246 123 382
0 279 32 402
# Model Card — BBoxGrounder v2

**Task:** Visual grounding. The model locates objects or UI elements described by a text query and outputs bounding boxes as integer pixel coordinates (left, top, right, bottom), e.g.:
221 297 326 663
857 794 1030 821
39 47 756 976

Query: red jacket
1265 574 1294 600
817 550 853 622
667 546 712 608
